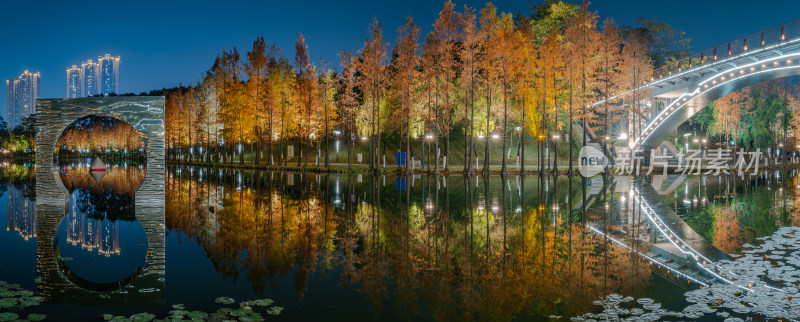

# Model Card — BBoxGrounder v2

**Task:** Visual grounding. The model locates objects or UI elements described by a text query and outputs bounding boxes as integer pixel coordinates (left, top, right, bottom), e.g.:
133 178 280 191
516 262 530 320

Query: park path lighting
309 133 318 165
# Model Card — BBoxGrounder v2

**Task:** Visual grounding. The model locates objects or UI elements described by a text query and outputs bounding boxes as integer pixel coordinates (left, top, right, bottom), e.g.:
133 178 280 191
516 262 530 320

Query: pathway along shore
166 159 800 176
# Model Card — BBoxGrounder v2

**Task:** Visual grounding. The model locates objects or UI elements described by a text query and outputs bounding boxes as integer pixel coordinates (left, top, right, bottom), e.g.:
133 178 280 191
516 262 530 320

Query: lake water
1 161 798 321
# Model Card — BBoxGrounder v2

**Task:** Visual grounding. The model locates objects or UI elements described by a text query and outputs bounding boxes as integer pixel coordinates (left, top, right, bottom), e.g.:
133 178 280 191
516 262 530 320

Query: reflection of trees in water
712 205 746 254
165 169 652 319
57 164 145 222
5 163 35 200
165 171 336 297
59 165 146 197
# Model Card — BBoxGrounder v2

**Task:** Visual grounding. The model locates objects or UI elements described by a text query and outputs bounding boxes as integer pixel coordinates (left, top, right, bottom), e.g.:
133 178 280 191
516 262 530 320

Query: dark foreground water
1 161 799 321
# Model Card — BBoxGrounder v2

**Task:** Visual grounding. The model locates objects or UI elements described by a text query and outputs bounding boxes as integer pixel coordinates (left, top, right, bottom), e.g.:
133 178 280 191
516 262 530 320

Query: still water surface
0 162 798 320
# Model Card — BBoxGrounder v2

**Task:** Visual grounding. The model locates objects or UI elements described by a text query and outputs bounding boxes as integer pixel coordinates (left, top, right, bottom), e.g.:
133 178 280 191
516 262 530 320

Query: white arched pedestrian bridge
598 19 800 152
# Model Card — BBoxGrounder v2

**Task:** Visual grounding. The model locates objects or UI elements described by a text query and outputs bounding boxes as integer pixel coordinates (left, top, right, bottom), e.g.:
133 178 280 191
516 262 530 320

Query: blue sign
395 152 407 165
395 177 407 191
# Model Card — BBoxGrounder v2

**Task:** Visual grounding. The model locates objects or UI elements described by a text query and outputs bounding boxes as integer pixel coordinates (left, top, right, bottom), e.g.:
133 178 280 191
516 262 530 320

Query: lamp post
425 134 435 171
334 130 341 161
310 133 318 166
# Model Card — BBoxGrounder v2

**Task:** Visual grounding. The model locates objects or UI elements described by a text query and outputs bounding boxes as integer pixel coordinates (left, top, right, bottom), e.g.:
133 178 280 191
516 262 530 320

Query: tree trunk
501 69 508 176
483 85 491 175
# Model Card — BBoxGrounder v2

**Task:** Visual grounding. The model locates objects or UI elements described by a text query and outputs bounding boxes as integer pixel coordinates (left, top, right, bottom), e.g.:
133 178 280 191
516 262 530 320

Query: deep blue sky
3 0 800 117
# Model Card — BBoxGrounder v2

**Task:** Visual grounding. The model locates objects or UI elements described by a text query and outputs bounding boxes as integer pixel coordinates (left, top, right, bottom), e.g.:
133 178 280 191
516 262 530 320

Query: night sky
3 0 800 117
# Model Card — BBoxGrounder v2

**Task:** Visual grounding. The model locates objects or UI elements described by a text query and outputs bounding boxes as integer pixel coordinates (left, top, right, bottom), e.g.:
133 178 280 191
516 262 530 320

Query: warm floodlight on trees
619 132 628 140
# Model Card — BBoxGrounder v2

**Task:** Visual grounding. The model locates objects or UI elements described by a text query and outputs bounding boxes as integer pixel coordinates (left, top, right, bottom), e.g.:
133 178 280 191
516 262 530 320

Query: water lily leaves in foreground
100 297 283 321
130 312 156 322
0 312 19 322
187 311 208 320
266 306 283 315
575 227 800 321
21 296 43 307
214 297 235 305
27 313 47 321
0 298 16 309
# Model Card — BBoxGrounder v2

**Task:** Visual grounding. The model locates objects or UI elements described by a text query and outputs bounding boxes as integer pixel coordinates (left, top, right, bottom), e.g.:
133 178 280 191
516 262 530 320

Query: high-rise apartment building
98 54 120 95
81 60 98 97
66 65 81 98
67 54 120 97
5 70 40 128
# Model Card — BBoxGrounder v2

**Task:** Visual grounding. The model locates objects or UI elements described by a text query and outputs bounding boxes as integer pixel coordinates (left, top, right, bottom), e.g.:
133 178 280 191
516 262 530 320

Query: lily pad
266 306 283 315
0 313 18 322
253 299 273 307
230 308 253 317
187 311 208 320
0 298 16 308
238 315 264 322
130 313 155 322
21 297 43 307
215 297 235 305
27 313 47 321
217 308 234 315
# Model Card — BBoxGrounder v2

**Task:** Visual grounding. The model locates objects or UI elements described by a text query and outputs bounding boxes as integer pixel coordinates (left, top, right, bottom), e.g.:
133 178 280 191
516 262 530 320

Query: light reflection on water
0 162 799 320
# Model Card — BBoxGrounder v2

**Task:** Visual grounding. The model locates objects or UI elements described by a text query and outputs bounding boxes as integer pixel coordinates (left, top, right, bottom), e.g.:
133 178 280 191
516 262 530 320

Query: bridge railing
653 19 800 79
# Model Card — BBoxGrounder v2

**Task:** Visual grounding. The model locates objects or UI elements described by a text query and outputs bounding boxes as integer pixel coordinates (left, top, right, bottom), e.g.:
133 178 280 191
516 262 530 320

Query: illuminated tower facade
81 60 98 97
66 66 81 98
68 54 120 97
5 70 40 128
98 54 120 95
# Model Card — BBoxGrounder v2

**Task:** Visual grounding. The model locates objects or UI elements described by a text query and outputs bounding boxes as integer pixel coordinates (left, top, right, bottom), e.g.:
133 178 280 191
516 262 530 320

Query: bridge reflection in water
589 175 734 290
35 162 165 305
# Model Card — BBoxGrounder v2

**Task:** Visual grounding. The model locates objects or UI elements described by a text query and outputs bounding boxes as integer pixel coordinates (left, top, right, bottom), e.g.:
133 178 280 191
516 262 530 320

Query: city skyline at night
65 54 121 98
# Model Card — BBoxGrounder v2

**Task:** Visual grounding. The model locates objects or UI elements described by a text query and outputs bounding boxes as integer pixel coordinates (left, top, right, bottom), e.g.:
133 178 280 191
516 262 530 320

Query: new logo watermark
579 146 608 177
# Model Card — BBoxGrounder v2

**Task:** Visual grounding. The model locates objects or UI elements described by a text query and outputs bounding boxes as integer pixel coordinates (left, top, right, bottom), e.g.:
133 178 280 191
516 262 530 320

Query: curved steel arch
588 19 800 151
637 54 800 151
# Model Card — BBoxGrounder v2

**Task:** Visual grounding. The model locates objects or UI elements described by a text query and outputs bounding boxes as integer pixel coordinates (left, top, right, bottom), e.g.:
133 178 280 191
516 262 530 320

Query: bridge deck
636 178 731 262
